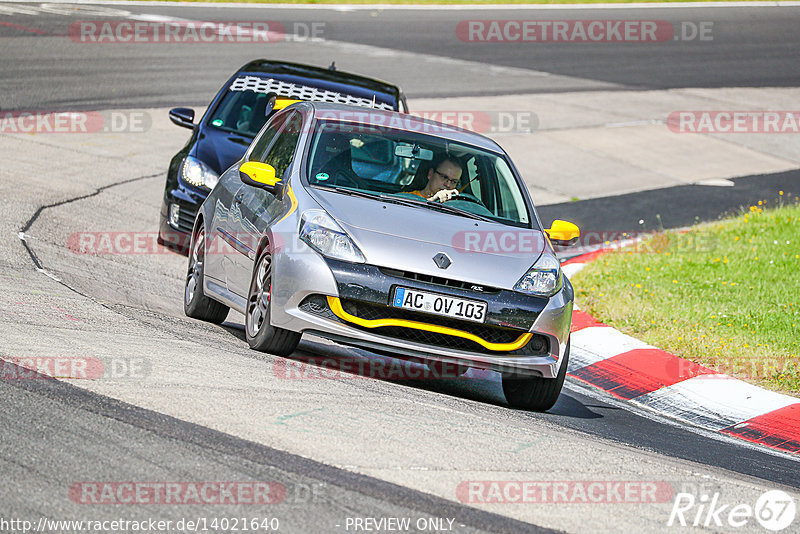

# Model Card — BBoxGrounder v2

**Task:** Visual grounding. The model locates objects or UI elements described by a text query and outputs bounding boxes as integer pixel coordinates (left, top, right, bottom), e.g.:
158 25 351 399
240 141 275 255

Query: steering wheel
331 169 366 189
449 192 484 206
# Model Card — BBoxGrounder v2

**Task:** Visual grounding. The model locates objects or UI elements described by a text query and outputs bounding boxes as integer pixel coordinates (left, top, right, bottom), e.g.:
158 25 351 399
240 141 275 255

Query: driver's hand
429 189 459 202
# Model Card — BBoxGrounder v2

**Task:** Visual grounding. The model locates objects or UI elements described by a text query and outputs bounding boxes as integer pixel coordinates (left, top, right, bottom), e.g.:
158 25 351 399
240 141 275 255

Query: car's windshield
306 120 534 228
207 90 272 138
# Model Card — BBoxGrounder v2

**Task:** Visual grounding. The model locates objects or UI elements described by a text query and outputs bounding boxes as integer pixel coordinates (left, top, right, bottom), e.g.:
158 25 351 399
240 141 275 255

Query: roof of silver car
306 102 504 153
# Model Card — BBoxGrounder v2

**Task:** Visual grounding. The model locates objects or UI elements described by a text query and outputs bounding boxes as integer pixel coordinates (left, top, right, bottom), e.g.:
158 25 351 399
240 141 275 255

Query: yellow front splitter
326 296 532 352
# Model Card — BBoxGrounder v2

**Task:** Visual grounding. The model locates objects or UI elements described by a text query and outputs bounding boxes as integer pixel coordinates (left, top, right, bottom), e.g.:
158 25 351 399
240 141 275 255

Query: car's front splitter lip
282 303 561 378
308 327 559 378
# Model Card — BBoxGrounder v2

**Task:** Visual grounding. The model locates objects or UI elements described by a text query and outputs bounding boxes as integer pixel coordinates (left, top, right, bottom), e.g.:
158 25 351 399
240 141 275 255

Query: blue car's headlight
514 253 562 297
181 155 219 190
299 210 365 264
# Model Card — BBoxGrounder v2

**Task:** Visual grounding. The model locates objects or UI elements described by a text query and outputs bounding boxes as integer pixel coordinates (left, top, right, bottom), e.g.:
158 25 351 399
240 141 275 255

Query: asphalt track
1 3 799 533
2 3 800 109
537 169 800 230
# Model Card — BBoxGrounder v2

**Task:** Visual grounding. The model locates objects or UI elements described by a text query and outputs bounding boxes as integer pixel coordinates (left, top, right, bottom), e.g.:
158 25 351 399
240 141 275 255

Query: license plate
391 287 487 323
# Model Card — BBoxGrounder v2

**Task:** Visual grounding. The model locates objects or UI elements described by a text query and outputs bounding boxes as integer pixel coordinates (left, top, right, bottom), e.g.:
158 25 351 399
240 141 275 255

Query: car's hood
311 191 546 289
192 128 253 176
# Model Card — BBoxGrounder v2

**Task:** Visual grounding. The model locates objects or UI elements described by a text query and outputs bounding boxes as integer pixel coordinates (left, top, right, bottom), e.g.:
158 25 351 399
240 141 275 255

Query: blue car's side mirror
169 108 196 130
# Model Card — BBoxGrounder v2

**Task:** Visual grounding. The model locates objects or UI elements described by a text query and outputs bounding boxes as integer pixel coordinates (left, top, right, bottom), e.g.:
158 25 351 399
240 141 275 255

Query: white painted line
127 14 191 22
633 375 798 431
36 268 62 283
570 326 654 368
604 119 665 128
695 178 736 187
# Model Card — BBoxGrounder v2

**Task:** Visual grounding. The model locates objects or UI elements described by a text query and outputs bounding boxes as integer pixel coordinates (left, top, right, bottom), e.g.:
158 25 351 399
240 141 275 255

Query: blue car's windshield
207 90 272 138
306 120 534 228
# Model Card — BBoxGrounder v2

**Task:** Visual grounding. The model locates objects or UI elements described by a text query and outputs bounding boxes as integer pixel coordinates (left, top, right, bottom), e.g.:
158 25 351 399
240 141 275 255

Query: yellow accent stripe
276 185 298 224
274 98 303 110
326 296 532 352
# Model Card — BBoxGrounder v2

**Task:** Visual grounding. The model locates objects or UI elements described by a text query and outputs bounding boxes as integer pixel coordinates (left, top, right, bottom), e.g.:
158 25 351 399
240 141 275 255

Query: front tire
245 251 300 356
184 224 229 324
502 340 570 412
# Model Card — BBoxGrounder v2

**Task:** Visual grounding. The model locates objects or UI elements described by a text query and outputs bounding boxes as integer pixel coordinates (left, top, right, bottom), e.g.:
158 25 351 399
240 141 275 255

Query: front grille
341 299 518 344
378 267 501 294
342 298 547 355
176 205 197 234
299 295 338 321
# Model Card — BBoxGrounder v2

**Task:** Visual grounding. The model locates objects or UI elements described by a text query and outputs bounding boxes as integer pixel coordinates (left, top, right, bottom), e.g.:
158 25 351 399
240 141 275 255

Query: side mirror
263 92 277 117
169 108 196 129
546 220 580 247
239 161 284 198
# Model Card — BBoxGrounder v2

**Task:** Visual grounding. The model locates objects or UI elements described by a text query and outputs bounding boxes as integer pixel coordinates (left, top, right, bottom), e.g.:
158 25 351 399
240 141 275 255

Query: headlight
299 210 365 263
514 253 562 297
181 156 219 190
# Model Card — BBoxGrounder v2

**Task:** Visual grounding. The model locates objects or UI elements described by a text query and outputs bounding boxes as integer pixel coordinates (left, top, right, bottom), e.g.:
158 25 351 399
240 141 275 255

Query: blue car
158 59 408 252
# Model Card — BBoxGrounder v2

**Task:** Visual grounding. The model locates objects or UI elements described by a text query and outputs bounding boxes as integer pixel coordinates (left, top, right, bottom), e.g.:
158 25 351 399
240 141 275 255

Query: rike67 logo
668 490 796 531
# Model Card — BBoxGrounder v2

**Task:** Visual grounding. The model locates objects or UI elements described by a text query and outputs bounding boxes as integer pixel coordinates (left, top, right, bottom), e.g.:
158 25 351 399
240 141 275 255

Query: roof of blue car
237 60 402 111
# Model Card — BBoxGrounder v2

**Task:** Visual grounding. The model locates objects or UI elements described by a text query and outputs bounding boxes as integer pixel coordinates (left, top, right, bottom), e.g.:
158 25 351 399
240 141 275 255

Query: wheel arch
255 234 273 262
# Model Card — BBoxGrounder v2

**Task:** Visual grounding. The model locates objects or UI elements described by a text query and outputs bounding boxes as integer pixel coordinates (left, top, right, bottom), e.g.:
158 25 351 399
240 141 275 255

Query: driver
407 155 462 202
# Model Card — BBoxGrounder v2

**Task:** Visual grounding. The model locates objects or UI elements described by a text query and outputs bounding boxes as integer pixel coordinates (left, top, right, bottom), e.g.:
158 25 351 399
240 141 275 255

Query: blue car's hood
192 127 253 176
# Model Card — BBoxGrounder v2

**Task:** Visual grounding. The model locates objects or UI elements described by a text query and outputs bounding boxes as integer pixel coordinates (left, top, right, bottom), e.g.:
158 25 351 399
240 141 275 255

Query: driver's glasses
434 169 459 187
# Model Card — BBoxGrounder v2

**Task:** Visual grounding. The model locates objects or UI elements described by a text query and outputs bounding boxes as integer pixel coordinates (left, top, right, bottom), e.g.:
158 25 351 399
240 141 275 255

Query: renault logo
433 253 452 269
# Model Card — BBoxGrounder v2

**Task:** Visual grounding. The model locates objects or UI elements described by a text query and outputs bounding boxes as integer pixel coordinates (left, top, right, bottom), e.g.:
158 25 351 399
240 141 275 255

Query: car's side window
493 157 529 224
263 111 302 179
247 112 289 162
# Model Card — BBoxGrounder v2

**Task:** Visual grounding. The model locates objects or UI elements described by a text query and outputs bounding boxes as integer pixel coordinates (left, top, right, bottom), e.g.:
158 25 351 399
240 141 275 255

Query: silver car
184 101 580 411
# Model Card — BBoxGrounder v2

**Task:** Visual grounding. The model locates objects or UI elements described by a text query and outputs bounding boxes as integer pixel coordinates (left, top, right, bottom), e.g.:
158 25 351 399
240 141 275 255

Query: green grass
572 194 800 396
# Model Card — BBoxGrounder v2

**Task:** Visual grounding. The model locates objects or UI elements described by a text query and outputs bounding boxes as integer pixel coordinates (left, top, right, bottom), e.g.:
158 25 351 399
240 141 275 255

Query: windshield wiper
315 186 492 222
381 195 492 222
315 185 381 200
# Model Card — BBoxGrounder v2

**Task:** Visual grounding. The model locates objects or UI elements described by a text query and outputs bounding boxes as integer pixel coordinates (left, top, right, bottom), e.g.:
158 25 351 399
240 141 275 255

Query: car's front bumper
267 240 573 378
158 180 211 253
